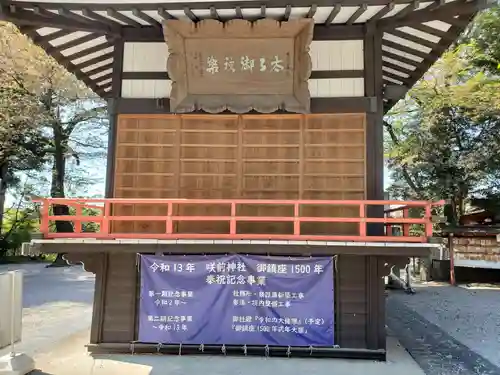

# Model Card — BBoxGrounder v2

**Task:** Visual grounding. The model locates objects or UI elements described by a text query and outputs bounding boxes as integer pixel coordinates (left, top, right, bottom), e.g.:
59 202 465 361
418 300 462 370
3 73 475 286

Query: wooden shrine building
6 0 487 361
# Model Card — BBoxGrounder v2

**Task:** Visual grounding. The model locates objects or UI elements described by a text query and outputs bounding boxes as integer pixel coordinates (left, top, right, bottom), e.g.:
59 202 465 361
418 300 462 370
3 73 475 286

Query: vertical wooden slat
237 116 243 198
403 208 410 236
90 253 107 344
366 256 379 349
174 116 182 232
299 115 305 200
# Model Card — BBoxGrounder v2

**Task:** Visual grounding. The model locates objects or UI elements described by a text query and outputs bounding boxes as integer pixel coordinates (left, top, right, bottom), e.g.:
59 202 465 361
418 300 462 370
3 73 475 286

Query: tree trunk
47 125 72 268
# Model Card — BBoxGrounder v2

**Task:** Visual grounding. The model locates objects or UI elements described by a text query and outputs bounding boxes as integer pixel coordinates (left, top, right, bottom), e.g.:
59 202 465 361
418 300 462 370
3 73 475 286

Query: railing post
293 203 300 236
166 202 173 234
425 203 433 239
230 202 236 235
101 201 110 235
403 207 410 237
40 199 50 238
74 204 82 233
359 203 366 238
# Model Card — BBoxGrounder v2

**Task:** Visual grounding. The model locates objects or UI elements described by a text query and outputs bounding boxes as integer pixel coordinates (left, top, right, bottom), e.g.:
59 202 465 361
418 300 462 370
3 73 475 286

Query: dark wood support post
91 38 124 344
90 253 108 343
105 38 123 198
364 24 386 351
364 23 384 234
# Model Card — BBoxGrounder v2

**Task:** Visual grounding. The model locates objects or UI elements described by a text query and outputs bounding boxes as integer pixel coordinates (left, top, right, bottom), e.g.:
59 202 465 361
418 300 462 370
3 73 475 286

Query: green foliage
0 22 108 249
0 206 39 255
465 7 500 74
385 8 500 224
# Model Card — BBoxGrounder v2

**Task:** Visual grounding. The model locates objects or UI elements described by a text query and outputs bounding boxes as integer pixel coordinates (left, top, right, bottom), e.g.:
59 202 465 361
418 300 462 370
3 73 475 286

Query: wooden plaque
163 19 314 114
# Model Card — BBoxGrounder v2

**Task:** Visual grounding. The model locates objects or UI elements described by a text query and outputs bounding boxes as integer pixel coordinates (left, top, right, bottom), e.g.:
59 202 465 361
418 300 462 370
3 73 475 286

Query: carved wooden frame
64 252 103 274
163 18 314 114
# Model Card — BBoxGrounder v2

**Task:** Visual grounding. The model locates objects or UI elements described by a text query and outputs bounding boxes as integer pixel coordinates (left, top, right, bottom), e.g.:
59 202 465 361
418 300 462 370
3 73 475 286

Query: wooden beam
81 8 123 28
121 69 365 80
392 0 419 20
106 8 142 27
425 0 446 12
183 7 199 22
347 4 368 25
210 7 222 21
383 66 410 79
85 63 114 77
35 28 69 43
114 97 377 114
111 39 124 98
411 23 455 40
306 4 318 18
383 69 410 84
382 59 415 75
382 39 434 60
235 6 243 18
121 24 365 41
1 5 118 35
386 28 441 50
260 5 267 18
36 241 433 258
283 5 292 21
33 5 55 18
76 52 114 70
5 0 430 12
325 4 342 25
132 9 162 28
58 8 101 25
370 3 395 23
404 14 474 86
382 50 419 67
158 7 176 20
47 33 102 56
18 25 106 97
95 73 113 85
379 0 483 29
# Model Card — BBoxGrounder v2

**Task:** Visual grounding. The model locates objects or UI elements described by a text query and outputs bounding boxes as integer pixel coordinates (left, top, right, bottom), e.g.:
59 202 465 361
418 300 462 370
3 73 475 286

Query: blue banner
138 254 334 346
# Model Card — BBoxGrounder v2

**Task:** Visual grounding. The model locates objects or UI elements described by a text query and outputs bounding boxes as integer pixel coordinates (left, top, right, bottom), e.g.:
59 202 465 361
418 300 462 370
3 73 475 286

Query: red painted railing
32 198 445 243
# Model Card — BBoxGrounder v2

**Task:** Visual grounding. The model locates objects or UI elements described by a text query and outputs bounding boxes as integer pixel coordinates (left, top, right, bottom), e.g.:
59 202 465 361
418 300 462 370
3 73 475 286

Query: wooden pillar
363 24 385 351
105 38 124 199
364 23 384 237
91 38 124 343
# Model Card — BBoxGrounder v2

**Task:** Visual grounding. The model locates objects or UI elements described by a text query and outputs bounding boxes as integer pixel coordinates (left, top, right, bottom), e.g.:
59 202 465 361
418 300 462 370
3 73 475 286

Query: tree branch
383 120 426 198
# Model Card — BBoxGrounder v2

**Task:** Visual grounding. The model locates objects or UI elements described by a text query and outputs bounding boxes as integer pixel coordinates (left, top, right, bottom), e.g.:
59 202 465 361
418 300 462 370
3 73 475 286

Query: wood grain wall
112 113 366 236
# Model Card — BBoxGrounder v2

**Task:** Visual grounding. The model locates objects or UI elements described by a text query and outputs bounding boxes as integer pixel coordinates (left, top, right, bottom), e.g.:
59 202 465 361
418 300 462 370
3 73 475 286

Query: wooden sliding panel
302 114 366 235
112 113 366 236
113 115 180 234
239 115 302 234
177 115 239 233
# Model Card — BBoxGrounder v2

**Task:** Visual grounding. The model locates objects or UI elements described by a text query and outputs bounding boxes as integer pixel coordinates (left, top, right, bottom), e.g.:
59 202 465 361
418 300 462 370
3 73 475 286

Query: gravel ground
387 282 500 374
